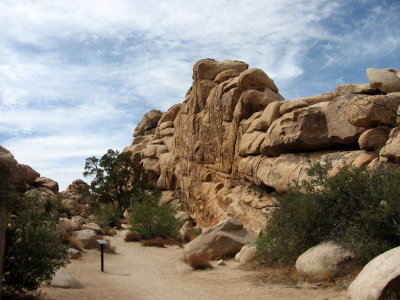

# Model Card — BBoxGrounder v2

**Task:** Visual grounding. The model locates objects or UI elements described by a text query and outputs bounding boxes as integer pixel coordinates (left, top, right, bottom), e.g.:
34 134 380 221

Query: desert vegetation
256 161 400 264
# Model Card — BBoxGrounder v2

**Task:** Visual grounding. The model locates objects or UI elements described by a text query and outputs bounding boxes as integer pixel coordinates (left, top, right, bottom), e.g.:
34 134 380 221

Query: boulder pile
126 59 400 235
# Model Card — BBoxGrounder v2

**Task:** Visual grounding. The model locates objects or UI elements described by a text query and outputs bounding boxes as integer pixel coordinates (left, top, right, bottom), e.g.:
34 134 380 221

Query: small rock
50 268 83 289
68 248 82 259
217 259 226 266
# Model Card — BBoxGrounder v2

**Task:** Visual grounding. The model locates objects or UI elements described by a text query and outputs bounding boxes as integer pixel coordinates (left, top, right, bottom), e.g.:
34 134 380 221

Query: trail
42 230 349 300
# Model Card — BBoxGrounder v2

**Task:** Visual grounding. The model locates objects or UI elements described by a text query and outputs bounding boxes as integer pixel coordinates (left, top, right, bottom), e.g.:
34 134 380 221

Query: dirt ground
42 230 350 300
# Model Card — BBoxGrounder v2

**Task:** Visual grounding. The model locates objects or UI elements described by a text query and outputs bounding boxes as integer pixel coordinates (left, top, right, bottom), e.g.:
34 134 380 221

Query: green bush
130 202 181 239
95 204 121 230
3 202 69 291
256 162 400 264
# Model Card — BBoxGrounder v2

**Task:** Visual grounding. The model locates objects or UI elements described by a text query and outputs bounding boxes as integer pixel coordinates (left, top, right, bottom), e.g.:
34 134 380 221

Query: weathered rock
193 59 248 81
326 95 365 144
214 69 240 83
184 219 256 259
348 246 400 300
235 244 257 264
239 131 265 156
380 127 400 162
20 164 40 184
158 104 181 125
217 259 226 266
279 99 308 115
288 92 335 106
335 83 376 96
346 94 400 127
352 152 377 168
367 68 400 93
296 242 356 281
358 126 391 151
60 179 90 204
68 248 82 259
260 106 335 156
81 222 104 235
142 144 168 158
258 101 283 129
35 177 59 193
241 89 283 110
58 218 79 232
238 68 278 92
72 229 97 249
50 268 83 289
179 221 195 242
133 109 163 137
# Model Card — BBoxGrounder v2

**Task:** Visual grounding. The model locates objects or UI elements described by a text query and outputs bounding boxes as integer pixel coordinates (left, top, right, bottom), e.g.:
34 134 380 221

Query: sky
1 0 399 190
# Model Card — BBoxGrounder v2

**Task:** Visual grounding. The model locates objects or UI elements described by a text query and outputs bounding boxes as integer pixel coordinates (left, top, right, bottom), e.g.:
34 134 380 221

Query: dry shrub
63 233 83 251
140 237 166 248
125 231 141 242
184 253 212 270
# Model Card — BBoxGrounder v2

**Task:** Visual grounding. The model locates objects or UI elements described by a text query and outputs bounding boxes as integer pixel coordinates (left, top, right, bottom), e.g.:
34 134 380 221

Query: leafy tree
83 149 148 217
2 192 69 292
256 161 400 264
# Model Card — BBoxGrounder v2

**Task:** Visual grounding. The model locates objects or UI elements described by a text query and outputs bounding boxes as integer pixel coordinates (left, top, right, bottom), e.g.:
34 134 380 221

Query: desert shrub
124 231 141 242
3 206 69 291
130 202 182 240
184 253 212 270
95 204 121 230
256 162 400 265
140 237 166 247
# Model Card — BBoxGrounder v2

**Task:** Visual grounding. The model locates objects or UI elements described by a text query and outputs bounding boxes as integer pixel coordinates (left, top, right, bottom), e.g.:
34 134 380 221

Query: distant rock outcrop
125 59 400 235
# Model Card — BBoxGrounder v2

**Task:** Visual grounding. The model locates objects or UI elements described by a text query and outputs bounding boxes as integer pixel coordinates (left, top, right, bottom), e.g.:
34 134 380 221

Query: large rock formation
126 59 400 235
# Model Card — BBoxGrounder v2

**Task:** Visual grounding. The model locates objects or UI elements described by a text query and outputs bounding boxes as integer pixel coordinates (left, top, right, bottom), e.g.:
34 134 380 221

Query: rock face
295 242 356 281
367 68 400 93
348 246 400 300
184 219 256 259
126 59 400 235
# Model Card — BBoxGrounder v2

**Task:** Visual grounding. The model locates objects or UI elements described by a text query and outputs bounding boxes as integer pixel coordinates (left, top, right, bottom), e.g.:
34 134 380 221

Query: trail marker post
96 239 108 272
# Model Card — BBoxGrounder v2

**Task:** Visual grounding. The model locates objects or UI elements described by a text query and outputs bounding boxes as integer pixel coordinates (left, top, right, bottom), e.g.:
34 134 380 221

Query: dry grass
140 237 184 248
184 253 212 270
124 231 141 242
63 234 83 251
140 237 166 248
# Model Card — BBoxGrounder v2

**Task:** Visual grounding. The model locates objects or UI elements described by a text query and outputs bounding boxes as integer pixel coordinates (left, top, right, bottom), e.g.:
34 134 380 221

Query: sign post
96 239 108 272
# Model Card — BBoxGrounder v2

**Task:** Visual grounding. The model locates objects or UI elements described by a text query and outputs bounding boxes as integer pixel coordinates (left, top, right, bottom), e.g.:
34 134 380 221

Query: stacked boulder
126 60 400 236
59 179 90 217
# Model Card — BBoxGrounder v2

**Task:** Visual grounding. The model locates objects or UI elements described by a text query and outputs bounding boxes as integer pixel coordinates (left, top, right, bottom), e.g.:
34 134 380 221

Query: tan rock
367 68 400 93
35 177 59 193
352 152 377 168
346 94 400 127
159 121 174 130
242 89 283 110
0 146 27 192
133 110 163 137
296 242 356 281
260 106 334 156
239 131 265 156
358 126 391 151
158 104 181 124
193 59 248 81
290 92 336 105
258 101 283 129
279 99 308 115
142 144 168 159
184 219 256 259
335 83 376 96
214 69 240 83
380 127 400 162
19 164 40 185
238 68 278 92
326 94 365 144
221 88 242 122
348 246 400 300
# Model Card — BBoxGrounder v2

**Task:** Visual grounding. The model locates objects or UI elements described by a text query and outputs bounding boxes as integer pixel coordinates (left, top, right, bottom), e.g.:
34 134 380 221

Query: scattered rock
50 268 83 289
367 68 400 93
72 229 97 249
34 177 59 193
295 242 356 281
235 244 257 264
81 222 105 235
217 259 226 266
184 219 256 259
348 246 400 300
358 126 391 151
68 248 82 259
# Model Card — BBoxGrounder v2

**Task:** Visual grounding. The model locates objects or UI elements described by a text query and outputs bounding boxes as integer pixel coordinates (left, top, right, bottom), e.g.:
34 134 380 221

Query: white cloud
0 0 399 189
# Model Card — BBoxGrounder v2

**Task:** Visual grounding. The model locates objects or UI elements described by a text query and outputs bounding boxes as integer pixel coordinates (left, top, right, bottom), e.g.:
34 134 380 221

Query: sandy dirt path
42 230 349 300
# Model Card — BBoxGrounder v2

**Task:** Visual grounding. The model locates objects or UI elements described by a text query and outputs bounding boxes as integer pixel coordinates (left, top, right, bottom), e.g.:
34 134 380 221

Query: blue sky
1 0 399 190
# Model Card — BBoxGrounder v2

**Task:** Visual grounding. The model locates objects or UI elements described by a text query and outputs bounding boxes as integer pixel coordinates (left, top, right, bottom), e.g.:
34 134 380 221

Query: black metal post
101 243 104 272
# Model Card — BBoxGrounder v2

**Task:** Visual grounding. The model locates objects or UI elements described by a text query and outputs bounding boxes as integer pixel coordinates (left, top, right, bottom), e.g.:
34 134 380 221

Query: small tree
83 150 147 217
